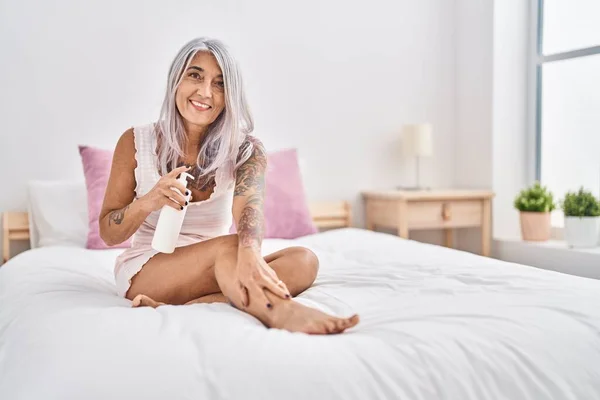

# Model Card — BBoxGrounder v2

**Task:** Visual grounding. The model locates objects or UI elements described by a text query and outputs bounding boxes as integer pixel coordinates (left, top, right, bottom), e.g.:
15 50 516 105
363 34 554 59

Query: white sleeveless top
113 122 236 297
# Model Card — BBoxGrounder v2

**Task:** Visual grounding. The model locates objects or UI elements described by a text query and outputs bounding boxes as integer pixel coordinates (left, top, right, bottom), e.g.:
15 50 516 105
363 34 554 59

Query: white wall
454 0 494 190
0 0 457 260
491 0 529 240
453 0 494 254
453 0 530 254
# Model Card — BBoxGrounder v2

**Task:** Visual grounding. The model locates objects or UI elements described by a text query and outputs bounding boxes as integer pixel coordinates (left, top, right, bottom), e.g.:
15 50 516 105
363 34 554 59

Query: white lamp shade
401 123 433 157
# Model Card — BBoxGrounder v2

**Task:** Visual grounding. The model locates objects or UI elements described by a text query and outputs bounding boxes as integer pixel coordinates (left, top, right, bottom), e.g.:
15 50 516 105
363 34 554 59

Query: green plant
561 187 600 217
513 181 556 212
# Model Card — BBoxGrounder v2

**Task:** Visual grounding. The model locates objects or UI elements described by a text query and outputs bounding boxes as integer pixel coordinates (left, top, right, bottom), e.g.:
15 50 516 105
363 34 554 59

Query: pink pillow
79 145 132 249
231 148 318 239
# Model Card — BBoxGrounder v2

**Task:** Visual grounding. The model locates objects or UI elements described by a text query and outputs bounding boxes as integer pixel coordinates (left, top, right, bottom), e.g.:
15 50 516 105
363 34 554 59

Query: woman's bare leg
132 292 225 307
132 248 311 307
186 293 228 305
213 242 359 334
126 234 359 334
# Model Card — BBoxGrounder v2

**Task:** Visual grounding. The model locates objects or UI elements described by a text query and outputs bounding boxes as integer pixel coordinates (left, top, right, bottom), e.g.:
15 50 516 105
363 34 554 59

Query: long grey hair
155 37 254 181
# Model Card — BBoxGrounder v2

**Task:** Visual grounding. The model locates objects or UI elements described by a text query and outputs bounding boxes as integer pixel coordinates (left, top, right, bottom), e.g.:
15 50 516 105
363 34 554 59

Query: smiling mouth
190 100 212 111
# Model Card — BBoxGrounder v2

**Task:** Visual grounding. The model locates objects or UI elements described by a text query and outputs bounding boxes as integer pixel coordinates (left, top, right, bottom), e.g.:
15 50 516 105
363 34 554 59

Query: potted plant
513 182 555 241
561 187 600 248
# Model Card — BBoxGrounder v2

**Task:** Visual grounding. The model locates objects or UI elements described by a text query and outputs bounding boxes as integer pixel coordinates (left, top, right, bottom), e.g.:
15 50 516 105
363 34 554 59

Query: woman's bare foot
131 293 360 334
131 294 164 308
226 285 359 334
185 293 228 305
132 293 228 307
269 301 359 334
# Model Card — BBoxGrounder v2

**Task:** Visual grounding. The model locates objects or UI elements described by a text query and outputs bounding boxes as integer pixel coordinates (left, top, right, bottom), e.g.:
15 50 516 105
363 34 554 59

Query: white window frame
527 0 600 233
529 0 600 184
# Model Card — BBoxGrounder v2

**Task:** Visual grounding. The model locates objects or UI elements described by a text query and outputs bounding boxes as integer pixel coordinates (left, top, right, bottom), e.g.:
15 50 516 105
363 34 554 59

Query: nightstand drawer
362 189 494 256
407 200 482 229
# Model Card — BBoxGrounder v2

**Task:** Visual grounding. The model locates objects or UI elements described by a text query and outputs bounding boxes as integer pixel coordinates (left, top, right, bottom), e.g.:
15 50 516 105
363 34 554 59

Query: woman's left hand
235 248 291 309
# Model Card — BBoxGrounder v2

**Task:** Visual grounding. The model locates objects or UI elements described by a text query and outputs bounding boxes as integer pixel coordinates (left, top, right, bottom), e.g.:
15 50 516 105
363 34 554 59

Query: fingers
170 185 189 204
238 282 249 308
263 265 279 282
245 277 272 309
161 199 183 211
160 187 187 209
277 280 291 298
262 275 290 300
268 269 291 298
253 286 272 309
169 181 190 198
160 177 189 201
262 265 291 298
166 165 191 178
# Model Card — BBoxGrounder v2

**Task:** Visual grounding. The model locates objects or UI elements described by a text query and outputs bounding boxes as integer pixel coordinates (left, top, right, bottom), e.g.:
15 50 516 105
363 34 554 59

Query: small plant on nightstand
561 187 600 248
513 182 556 241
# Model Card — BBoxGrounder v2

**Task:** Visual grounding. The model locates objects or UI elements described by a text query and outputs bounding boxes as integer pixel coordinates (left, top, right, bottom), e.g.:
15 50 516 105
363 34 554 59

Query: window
533 0 600 226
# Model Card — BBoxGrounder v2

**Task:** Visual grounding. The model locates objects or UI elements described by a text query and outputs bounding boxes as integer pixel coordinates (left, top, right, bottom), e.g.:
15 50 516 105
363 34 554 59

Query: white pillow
27 180 89 248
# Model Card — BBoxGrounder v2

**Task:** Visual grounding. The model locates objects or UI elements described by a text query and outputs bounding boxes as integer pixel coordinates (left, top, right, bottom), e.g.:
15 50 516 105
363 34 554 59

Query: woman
99 37 359 335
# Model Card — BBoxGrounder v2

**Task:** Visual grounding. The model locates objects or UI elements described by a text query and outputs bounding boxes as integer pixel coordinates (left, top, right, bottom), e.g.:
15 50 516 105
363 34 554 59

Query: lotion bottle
151 172 194 253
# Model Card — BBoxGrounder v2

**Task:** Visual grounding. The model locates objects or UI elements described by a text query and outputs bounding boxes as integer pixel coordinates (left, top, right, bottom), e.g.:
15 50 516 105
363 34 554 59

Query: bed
1 204 600 400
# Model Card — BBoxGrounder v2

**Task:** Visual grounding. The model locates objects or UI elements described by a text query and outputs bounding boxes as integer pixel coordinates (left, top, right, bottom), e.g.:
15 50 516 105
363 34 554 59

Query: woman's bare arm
232 138 267 251
231 137 290 306
99 129 152 246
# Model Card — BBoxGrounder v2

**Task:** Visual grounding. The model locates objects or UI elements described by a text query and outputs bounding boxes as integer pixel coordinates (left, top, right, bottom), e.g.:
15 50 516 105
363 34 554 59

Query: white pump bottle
151 172 194 253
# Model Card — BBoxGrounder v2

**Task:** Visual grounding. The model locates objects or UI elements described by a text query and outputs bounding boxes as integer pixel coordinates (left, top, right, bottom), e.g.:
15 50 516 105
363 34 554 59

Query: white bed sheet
1 228 599 400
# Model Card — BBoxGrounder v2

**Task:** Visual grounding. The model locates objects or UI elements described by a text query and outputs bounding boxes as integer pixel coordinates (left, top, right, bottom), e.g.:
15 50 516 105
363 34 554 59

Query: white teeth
191 100 210 109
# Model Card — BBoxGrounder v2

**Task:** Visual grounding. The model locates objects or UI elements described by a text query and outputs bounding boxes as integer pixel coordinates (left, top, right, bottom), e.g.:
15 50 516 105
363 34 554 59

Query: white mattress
1 228 599 400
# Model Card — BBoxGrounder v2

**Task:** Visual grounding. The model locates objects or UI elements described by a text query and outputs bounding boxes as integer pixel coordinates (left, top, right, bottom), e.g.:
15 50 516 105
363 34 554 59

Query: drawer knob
442 203 452 221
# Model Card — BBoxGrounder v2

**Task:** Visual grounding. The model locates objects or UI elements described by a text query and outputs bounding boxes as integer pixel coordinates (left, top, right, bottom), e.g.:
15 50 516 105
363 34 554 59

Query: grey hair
155 37 254 179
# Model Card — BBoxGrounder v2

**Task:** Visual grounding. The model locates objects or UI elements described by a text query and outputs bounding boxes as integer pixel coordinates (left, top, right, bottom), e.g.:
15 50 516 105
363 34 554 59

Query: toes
315 315 361 335
325 320 338 334
346 314 360 329
333 318 347 333
142 298 155 307
323 318 346 334
332 315 360 333
139 296 152 307
132 294 164 308
132 294 143 307
144 297 163 308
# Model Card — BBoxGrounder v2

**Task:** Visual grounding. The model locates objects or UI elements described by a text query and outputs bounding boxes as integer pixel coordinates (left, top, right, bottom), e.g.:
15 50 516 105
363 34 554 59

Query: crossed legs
126 234 359 334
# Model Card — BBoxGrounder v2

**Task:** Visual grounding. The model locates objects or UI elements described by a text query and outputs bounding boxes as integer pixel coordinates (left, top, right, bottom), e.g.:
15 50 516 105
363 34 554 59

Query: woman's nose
196 82 212 98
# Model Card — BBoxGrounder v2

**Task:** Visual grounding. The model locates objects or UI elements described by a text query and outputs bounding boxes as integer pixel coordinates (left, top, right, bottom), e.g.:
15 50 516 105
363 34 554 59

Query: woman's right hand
139 165 192 213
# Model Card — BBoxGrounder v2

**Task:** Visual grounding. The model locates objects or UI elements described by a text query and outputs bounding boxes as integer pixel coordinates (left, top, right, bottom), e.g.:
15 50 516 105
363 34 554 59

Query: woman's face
175 51 225 131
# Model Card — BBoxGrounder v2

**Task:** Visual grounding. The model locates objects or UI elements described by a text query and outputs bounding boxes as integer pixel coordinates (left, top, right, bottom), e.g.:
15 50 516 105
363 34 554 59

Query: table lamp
399 123 433 190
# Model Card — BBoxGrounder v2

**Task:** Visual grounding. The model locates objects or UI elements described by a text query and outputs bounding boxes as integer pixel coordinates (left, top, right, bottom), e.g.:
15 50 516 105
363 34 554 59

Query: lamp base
396 185 431 191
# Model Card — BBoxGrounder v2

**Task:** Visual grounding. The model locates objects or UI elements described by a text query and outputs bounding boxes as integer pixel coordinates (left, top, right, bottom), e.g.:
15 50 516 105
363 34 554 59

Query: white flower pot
564 216 600 248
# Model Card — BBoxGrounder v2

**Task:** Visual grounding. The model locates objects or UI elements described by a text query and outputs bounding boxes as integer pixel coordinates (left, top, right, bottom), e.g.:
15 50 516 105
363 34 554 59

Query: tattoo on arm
235 139 267 249
238 203 265 248
234 140 266 197
108 205 129 226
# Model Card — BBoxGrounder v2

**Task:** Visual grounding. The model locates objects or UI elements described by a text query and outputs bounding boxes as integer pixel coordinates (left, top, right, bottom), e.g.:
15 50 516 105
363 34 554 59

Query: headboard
308 201 352 229
2 201 352 263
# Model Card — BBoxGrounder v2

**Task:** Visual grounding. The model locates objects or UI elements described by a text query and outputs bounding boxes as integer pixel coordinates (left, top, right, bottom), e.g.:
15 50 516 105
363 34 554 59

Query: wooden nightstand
2 212 30 263
361 189 494 256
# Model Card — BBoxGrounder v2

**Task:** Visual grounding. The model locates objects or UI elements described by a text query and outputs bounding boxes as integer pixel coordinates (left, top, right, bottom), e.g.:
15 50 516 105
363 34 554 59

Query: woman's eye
214 81 225 89
189 72 201 80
